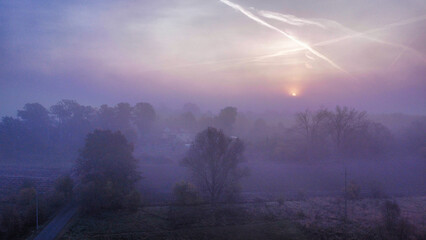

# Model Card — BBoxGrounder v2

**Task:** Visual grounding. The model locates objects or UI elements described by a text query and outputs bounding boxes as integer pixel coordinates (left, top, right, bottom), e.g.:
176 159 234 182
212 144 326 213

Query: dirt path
33 202 78 240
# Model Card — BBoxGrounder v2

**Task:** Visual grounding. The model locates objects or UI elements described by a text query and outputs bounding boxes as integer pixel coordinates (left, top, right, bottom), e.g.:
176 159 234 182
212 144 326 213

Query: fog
1 101 424 196
1 0 425 239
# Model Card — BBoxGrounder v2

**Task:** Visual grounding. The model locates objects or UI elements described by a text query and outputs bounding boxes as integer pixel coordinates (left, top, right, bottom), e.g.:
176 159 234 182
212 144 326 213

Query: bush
382 200 400 230
379 200 416 239
0 189 67 239
173 181 200 205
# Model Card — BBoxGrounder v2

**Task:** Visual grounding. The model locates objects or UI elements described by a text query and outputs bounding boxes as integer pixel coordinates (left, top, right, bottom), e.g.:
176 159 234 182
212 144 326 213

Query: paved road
33 202 78 240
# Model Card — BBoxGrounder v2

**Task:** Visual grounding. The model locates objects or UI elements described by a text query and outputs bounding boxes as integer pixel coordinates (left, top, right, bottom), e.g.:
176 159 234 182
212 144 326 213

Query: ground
61 196 426 240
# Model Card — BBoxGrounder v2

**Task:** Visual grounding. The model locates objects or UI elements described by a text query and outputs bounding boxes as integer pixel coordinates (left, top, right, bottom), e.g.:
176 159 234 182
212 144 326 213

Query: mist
0 0 425 239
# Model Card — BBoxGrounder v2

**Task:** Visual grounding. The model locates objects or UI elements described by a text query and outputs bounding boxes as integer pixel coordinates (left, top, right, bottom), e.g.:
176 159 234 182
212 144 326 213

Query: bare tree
327 106 368 157
181 127 246 203
295 108 330 160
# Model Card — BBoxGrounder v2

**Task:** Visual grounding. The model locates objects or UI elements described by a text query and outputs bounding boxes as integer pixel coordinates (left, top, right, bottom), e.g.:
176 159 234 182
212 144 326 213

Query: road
33 202 78 240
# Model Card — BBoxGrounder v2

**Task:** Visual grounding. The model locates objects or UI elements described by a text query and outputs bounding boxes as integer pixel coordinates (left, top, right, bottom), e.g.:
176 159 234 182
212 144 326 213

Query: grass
61 196 426 239
61 206 308 240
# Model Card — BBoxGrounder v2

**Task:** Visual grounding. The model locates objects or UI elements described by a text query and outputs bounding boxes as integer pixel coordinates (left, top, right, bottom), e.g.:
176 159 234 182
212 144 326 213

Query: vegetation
182 127 247 203
76 130 141 213
173 181 200 205
0 102 425 239
0 101 424 164
0 176 71 239
54 175 74 199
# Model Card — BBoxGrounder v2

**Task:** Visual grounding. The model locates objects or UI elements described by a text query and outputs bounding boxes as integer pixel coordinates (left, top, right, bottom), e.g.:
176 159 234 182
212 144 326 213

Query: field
0 164 69 201
1 161 425 239
61 196 426 239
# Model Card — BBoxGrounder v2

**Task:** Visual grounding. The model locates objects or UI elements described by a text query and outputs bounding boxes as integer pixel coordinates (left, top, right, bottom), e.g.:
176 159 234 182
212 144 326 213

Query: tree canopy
182 127 246 203
76 130 141 212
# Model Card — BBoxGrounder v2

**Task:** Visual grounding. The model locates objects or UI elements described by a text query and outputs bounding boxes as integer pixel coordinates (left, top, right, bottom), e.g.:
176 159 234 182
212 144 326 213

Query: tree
132 102 156 140
17 103 50 126
295 109 330 160
17 103 51 153
182 102 201 117
215 106 237 134
50 100 94 124
349 121 392 158
180 111 197 132
76 130 141 212
114 103 137 142
327 106 368 157
181 127 246 203
96 104 116 130
50 100 95 155
114 102 133 130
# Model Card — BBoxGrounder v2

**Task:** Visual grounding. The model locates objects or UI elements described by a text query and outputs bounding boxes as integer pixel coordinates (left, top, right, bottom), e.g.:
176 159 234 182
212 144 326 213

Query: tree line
0 100 424 163
0 100 156 161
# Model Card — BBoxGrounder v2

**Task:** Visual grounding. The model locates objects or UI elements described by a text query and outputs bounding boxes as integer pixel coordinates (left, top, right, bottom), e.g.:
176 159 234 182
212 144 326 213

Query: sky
1 0 425 116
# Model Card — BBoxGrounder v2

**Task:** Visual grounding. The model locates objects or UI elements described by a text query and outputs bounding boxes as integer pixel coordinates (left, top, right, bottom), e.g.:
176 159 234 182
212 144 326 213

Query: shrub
379 200 416 239
382 200 400 231
173 181 200 205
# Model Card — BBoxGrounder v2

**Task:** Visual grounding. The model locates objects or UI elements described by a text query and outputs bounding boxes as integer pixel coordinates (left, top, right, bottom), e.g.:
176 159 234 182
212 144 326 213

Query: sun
291 92 297 97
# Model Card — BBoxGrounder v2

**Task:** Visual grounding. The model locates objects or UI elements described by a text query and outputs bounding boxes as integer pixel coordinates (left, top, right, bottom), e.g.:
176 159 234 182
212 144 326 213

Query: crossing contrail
141 7 425 74
259 10 426 62
219 0 347 73
244 14 426 65
259 10 326 29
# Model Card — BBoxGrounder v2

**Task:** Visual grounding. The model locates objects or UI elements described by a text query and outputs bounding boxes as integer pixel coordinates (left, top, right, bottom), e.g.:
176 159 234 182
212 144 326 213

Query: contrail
259 10 326 29
313 15 426 50
259 10 426 61
141 12 426 73
389 40 414 68
219 0 347 73
247 15 426 64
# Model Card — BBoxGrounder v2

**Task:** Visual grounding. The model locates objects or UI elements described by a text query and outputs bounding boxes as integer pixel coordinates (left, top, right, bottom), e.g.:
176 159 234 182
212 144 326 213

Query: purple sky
1 0 425 116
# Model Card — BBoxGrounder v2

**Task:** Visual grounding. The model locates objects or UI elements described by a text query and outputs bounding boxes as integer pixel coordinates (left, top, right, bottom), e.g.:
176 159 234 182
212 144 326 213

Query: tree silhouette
215 106 237 134
76 130 141 212
182 127 246 203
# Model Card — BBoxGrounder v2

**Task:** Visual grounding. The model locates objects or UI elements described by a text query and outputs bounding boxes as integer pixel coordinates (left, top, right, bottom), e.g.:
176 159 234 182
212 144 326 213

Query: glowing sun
291 92 297 97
